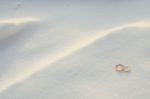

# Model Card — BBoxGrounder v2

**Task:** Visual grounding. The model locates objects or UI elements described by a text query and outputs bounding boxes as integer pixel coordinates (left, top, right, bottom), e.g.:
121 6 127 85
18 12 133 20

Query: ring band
115 64 125 72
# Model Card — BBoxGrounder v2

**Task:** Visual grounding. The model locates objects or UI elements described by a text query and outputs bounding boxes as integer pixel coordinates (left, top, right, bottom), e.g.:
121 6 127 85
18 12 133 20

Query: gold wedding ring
115 64 131 72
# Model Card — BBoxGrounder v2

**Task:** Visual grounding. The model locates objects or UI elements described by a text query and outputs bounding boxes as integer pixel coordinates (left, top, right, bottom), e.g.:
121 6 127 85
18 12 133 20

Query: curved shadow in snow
0 19 150 93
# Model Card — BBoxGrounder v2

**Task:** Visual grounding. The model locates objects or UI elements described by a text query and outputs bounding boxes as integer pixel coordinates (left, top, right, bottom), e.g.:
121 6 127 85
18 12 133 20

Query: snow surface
0 0 150 99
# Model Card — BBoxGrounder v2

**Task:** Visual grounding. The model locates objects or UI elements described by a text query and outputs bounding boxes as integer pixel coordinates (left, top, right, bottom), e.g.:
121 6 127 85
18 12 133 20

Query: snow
0 0 150 99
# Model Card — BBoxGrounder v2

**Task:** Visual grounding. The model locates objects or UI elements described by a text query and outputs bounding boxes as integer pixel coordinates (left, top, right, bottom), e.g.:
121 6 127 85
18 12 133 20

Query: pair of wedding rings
115 64 131 72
